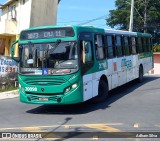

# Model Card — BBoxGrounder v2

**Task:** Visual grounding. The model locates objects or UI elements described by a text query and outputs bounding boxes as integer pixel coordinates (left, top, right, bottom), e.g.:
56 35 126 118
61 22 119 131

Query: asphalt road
0 75 160 141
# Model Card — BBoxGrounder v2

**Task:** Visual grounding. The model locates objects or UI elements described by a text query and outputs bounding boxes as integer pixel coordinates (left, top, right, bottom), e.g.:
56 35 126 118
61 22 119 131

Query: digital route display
20 27 75 40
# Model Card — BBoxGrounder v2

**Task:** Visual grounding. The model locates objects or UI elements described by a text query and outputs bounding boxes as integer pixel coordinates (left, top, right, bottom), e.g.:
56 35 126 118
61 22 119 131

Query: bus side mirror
11 40 20 62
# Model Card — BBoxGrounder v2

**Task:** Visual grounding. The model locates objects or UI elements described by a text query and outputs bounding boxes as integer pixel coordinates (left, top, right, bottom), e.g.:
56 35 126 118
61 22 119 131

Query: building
149 53 160 75
0 0 58 57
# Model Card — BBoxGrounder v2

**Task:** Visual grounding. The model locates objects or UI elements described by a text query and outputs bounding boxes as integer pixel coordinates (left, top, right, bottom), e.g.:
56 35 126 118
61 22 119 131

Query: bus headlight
64 83 78 94
72 83 78 89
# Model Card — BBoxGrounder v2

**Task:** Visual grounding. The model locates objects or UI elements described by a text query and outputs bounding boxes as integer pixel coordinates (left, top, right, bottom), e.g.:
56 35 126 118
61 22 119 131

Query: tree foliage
106 0 160 35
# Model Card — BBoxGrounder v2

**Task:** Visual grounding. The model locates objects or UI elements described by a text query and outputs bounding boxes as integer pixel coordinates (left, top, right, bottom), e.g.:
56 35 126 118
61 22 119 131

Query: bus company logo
42 68 48 75
121 58 132 69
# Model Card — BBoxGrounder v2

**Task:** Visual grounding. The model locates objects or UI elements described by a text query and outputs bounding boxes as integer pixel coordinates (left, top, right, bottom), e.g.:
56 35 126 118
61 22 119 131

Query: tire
92 80 108 103
137 66 143 83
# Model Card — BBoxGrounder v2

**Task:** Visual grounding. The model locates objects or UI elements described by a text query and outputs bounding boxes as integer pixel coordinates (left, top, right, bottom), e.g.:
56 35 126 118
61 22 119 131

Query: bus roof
105 29 137 36
137 32 152 37
21 25 152 38
105 29 152 37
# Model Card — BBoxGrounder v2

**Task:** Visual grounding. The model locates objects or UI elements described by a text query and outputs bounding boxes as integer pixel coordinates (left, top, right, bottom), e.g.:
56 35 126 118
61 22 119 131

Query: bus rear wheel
137 66 144 83
92 80 108 103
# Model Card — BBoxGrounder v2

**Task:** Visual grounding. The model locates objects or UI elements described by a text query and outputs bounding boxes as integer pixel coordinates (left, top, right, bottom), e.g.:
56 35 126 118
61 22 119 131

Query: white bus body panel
82 29 152 101
83 74 93 101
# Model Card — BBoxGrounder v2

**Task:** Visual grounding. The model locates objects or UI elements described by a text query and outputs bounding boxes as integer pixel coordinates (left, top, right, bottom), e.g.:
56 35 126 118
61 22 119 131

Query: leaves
106 0 160 32
106 0 160 43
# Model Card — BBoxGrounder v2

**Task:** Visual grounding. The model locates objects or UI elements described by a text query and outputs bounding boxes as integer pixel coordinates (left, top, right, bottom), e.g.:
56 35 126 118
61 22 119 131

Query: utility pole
129 0 134 32
144 0 147 33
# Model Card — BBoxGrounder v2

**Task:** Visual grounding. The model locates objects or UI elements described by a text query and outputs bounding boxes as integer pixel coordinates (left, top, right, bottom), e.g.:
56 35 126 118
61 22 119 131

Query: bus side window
106 35 114 58
123 36 131 56
142 38 147 52
131 36 137 54
146 38 151 51
138 37 143 53
115 35 123 57
95 34 105 60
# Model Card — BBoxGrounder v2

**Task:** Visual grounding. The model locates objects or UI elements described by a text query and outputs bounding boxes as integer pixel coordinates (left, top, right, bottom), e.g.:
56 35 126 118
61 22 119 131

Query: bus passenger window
95 34 105 60
138 37 143 53
131 37 137 54
142 38 147 52
115 36 123 57
106 35 114 58
146 38 151 51
124 36 130 55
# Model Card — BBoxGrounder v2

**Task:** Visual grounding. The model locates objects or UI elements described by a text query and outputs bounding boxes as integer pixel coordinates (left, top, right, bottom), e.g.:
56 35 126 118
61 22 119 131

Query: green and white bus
11 25 153 104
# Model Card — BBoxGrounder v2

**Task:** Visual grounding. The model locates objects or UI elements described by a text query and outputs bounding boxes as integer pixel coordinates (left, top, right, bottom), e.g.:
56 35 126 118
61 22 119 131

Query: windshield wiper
46 39 61 58
45 39 62 68
55 39 61 47
47 39 61 52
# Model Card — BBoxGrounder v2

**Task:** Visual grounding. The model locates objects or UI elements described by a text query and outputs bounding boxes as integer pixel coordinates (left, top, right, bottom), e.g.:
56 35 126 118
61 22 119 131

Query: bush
0 86 18 93
153 45 160 52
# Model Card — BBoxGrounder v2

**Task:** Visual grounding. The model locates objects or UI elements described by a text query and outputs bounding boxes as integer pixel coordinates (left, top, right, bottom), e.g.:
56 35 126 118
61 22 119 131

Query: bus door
79 32 94 101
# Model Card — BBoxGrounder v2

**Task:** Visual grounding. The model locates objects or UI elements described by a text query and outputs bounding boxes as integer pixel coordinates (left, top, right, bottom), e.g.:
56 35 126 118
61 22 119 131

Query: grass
0 86 18 93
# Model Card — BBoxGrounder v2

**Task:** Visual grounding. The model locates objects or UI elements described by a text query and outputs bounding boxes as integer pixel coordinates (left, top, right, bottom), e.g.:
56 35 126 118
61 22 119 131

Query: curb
0 90 19 100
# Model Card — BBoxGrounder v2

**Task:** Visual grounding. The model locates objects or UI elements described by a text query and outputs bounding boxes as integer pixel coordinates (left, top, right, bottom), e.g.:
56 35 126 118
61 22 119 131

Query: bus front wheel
92 80 108 103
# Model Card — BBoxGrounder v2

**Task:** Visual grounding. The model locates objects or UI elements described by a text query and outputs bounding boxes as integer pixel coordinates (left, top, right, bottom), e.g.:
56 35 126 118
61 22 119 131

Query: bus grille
24 78 66 86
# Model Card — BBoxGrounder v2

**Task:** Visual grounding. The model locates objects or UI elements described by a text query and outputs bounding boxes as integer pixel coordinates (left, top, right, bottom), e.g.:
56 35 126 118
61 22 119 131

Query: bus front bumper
19 85 83 105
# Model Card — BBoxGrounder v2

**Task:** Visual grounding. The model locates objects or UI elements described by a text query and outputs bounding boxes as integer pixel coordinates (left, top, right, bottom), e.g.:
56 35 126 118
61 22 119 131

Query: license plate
39 97 48 101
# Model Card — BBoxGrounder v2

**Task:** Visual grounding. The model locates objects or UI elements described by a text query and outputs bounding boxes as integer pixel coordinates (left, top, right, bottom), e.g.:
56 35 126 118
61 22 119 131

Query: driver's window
81 40 93 63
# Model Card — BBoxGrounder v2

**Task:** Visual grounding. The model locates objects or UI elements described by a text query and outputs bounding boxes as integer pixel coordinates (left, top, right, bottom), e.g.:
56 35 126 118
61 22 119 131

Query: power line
57 20 86 24
78 14 108 25
57 14 108 26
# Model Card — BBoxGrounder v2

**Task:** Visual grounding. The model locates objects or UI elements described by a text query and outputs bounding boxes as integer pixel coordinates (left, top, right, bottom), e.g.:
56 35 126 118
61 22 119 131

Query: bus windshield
19 41 78 75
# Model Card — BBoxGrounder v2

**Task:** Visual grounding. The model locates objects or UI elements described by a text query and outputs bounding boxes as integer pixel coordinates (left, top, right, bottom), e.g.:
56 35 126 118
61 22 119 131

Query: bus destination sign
20 27 75 40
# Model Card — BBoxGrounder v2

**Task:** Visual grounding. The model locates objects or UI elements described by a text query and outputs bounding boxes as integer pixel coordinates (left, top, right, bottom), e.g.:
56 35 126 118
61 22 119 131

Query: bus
11 25 153 104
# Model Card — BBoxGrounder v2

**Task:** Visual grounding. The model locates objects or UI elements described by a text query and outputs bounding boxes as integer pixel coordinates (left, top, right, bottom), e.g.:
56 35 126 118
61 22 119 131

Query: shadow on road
26 75 159 115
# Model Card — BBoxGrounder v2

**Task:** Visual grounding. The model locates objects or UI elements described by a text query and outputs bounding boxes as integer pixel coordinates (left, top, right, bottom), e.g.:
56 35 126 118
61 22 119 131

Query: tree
106 0 160 34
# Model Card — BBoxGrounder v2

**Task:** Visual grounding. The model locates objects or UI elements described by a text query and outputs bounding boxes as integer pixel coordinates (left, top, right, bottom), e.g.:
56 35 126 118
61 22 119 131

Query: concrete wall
17 0 32 33
151 53 160 74
30 0 58 27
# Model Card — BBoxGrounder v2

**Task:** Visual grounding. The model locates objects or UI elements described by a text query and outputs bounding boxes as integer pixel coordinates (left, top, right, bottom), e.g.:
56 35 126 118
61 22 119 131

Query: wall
30 0 58 27
4 36 16 56
18 0 32 33
152 53 160 74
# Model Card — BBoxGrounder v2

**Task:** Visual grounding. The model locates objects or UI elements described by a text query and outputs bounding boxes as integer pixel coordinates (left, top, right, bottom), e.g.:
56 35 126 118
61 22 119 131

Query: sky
0 0 116 28
57 0 115 28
